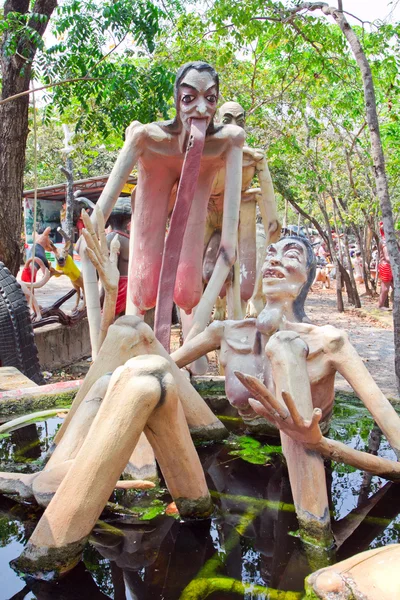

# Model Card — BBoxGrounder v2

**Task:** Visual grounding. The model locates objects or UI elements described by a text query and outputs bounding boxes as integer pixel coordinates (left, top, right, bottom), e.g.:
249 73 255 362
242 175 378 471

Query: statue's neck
256 298 297 342
264 298 297 323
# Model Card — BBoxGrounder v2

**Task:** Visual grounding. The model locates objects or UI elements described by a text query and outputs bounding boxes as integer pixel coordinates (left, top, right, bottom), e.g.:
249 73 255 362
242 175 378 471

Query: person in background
378 222 394 310
106 197 131 316
352 251 364 285
21 226 53 282
317 240 329 261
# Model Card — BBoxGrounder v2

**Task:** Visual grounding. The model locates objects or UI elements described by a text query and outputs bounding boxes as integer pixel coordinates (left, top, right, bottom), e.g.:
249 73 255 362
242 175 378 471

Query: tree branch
0 76 100 105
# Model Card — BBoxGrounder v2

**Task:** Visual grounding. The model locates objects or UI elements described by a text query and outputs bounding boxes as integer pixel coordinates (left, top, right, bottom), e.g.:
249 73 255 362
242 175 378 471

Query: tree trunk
61 158 74 251
317 2 400 392
0 0 57 275
0 77 30 275
334 198 361 307
318 196 344 312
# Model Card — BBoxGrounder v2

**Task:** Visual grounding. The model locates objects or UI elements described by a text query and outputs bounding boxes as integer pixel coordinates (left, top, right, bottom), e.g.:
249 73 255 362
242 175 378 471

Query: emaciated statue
203 100 281 318
81 61 245 357
172 235 400 544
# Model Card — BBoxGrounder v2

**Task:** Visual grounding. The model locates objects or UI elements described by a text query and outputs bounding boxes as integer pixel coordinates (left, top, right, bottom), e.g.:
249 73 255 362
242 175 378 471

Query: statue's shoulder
221 319 257 354
145 122 174 143
124 121 170 144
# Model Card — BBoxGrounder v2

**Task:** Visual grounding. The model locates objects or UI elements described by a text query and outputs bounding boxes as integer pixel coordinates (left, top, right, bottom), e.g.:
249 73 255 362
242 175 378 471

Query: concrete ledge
35 319 91 370
0 380 82 418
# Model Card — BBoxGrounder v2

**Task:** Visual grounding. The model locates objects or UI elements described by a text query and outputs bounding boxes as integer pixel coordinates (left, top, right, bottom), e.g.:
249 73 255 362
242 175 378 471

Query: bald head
218 101 245 128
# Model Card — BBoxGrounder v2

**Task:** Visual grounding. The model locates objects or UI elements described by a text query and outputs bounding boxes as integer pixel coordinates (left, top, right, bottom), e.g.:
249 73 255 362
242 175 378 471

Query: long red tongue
155 118 207 351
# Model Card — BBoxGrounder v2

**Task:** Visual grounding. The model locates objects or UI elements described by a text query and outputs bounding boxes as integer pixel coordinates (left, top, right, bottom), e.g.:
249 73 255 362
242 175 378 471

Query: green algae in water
226 435 282 465
179 576 302 600
2 396 400 598
138 499 168 520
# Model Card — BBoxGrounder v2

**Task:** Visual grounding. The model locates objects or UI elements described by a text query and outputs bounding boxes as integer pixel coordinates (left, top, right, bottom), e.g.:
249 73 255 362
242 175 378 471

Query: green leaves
228 435 281 465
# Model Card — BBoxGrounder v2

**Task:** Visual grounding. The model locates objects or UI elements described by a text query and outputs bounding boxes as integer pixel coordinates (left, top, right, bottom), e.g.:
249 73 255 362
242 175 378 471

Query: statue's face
262 238 308 299
178 69 218 132
218 102 245 128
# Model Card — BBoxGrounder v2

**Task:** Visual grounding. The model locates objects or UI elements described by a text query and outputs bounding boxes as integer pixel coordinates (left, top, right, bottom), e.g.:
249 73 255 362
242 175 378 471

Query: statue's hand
243 146 264 166
81 206 120 293
234 371 323 446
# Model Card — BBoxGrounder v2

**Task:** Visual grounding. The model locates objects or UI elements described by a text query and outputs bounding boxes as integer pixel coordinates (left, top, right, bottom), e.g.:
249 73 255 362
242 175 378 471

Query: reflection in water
1 396 400 599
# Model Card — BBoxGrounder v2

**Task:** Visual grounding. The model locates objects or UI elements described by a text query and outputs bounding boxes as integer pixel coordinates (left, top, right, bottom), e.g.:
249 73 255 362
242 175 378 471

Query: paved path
18 268 78 313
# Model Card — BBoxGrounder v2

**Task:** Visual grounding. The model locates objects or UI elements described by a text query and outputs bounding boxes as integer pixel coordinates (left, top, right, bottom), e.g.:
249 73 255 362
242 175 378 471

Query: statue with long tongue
80 61 244 356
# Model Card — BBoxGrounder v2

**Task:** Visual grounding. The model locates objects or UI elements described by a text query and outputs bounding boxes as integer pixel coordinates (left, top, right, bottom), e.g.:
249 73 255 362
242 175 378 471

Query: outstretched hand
234 371 323 446
81 206 120 293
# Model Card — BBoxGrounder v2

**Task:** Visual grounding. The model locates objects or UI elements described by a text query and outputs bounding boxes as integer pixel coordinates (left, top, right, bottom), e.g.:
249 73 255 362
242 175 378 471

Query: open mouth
263 268 285 279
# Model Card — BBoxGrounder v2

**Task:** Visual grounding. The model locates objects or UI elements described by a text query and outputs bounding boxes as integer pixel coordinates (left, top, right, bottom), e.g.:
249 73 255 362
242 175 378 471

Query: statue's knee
125 354 171 376
107 316 155 350
266 330 308 359
322 326 347 353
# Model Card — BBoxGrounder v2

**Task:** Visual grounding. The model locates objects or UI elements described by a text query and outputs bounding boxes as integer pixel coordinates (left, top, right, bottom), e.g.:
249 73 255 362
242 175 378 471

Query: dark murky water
1 396 400 600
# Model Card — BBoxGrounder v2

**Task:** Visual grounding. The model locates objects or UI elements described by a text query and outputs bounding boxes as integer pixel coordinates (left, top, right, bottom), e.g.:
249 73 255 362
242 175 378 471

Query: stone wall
34 319 91 370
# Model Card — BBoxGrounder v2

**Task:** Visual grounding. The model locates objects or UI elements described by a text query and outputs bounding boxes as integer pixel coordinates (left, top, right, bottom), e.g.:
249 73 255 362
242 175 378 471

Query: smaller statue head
217 101 246 129
174 62 219 133
262 235 316 322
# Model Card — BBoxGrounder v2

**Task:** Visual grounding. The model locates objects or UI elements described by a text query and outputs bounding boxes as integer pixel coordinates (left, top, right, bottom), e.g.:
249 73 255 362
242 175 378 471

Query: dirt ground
305 283 397 400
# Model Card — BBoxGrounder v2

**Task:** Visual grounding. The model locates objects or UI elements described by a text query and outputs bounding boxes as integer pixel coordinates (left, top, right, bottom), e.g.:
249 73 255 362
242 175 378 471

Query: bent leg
55 316 226 445
266 331 332 545
15 356 212 577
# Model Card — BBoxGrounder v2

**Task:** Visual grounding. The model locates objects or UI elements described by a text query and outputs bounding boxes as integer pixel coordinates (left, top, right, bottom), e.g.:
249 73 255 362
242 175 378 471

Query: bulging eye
222 116 232 124
182 94 195 104
206 95 217 103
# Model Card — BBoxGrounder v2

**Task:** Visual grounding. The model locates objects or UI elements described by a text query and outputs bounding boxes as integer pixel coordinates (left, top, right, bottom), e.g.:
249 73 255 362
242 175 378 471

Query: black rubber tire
0 262 43 384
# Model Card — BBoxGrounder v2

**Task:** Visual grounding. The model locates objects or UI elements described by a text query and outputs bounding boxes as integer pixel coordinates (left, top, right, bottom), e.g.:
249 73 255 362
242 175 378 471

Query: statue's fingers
81 208 93 232
82 208 102 255
234 371 288 420
82 228 96 252
309 407 322 429
109 235 120 264
86 248 105 279
94 206 107 255
248 398 277 423
281 390 305 428
82 221 102 263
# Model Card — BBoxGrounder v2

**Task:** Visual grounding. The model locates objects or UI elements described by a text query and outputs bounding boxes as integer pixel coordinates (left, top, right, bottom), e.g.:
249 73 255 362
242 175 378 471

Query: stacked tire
0 262 43 384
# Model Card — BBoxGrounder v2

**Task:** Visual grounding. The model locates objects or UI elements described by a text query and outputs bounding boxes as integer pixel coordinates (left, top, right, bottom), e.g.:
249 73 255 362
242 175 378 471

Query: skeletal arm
237 371 400 481
247 154 281 316
330 332 400 458
254 154 281 244
96 121 145 223
171 321 224 367
283 320 400 459
81 122 145 358
82 207 120 350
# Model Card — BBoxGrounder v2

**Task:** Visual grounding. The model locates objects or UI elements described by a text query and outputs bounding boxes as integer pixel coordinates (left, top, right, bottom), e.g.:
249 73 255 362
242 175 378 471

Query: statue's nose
269 256 281 265
196 100 207 115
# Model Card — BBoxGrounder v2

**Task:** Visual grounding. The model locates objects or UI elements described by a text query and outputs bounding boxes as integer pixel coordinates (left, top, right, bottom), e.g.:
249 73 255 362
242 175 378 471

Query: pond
1 395 400 600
